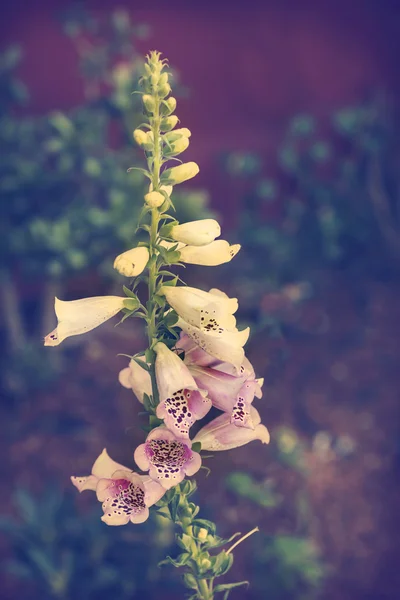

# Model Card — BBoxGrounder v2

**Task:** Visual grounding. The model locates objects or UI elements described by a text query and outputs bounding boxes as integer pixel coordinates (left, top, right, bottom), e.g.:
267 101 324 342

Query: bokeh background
1 1 400 598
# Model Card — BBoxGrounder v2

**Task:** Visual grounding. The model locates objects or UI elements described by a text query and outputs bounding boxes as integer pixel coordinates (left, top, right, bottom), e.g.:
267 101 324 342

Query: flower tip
257 424 270 445
44 328 60 346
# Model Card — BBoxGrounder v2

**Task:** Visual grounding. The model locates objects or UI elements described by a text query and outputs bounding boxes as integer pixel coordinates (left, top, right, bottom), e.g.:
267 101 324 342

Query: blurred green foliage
227 97 400 324
0 486 178 599
225 428 325 599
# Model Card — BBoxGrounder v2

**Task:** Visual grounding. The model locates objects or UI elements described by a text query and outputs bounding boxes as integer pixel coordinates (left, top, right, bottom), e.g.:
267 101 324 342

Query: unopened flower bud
164 128 191 143
158 72 169 86
113 246 149 277
198 528 208 541
142 94 156 114
158 82 171 98
201 559 212 570
161 162 199 185
150 72 159 87
144 191 165 208
160 115 179 132
133 129 152 150
164 136 190 156
160 96 177 116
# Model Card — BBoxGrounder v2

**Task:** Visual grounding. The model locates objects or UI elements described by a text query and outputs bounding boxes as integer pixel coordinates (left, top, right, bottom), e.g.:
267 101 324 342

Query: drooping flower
154 342 211 437
113 246 149 277
169 219 221 246
134 426 201 489
44 296 127 346
177 333 263 429
160 286 238 330
177 317 249 373
71 449 165 526
178 240 241 266
118 359 152 404
193 407 270 451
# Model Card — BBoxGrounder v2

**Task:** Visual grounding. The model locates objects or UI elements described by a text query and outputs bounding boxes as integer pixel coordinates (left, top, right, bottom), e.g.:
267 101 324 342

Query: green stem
147 95 162 407
197 578 211 600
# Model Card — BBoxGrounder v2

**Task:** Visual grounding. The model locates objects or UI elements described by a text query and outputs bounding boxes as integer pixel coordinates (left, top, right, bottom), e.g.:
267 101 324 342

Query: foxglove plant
45 51 270 599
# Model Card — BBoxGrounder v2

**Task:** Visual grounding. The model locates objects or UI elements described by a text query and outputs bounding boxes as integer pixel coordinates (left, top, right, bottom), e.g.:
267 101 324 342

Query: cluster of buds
44 50 268 598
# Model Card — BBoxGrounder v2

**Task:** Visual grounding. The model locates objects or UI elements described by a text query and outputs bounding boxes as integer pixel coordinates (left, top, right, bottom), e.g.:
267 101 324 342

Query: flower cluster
45 51 269 599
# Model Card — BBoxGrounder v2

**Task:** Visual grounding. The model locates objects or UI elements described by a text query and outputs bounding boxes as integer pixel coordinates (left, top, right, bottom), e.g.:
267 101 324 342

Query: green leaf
158 552 191 568
142 393 153 412
162 275 179 287
123 285 138 299
153 294 166 308
214 581 249 594
192 519 216 535
149 415 163 428
123 298 140 311
182 573 198 590
213 551 234 577
127 166 152 179
164 310 178 326
132 357 149 371
191 442 201 453
145 348 155 363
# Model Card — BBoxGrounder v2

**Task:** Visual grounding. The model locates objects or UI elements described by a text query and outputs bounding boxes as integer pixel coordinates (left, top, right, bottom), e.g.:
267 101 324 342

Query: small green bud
158 82 171 98
201 558 212 570
160 96 177 116
164 136 190 156
150 72 159 87
158 72 169 86
164 128 191 143
198 528 208 541
142 94 156 113
144 191 164 208
161 162 199 185
133 129 152 150
160 115 179 132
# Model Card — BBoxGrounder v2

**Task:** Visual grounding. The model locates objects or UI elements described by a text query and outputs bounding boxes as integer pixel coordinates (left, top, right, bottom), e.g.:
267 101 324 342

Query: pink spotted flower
177 333 264 429
71 449 165 526
154 341 212 438
134 425 201 489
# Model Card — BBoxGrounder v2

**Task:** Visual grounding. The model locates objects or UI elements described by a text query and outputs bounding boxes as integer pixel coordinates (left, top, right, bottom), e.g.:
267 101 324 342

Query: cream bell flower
160 286 238 331
170 219 221 246
161 162 199 185
193 407 270 451
113 246 149 277
44 296 126 346
154 342 211 437
178 240 241 266
71 449 165 526
118 359 152 404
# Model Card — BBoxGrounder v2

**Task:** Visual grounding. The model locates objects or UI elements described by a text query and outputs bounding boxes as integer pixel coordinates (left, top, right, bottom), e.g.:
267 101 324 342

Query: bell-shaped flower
176 333 263 429
154 342 211 437
71 449 165 526
134 426 201 490
118 359 152 404
170 219 221 246
44 295 127 346
161 285 238 331
177 316 249 373
193 407 270 451
113 246 149 277
178 240 240 266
